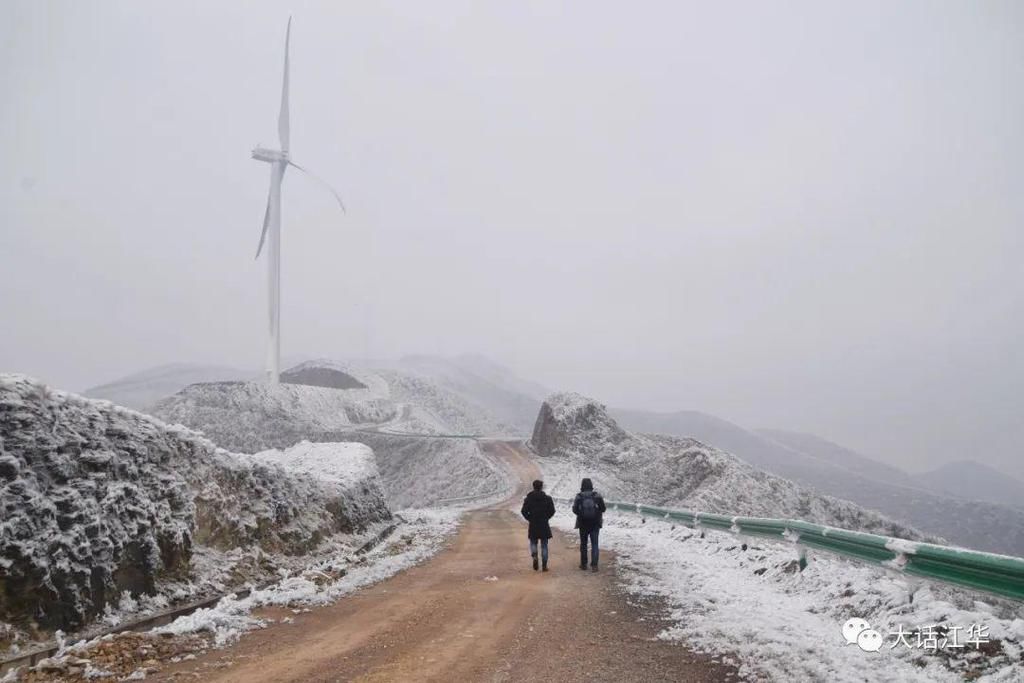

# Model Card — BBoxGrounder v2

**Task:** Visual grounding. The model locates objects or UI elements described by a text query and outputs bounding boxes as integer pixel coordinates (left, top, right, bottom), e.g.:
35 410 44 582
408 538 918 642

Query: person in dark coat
521 479 556 571
572 477 606 571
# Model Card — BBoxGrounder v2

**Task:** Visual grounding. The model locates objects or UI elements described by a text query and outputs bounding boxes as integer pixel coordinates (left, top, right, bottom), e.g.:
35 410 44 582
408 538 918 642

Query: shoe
579 563 588 570
542 562 548 572
532 554 539 571
591 565 599 572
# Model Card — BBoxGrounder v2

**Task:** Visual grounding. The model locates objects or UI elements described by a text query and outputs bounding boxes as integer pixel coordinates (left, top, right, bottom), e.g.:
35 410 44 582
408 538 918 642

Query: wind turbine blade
278 17 291 152
289 161 346 212
255 189 272 258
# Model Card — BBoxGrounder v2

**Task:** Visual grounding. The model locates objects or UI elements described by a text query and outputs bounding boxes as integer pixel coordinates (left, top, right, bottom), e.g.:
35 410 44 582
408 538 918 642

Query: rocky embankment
0 375 390 634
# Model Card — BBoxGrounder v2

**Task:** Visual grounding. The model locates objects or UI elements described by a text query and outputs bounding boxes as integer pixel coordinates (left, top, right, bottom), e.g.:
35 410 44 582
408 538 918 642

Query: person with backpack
520 479 556 571
572 477 606 571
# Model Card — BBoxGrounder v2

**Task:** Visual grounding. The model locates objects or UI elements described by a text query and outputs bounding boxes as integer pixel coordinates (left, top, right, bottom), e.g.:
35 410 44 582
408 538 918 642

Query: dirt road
158 442 738 682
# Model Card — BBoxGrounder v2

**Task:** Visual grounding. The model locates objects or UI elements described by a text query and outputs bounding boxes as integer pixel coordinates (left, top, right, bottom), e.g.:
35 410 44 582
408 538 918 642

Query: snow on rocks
151 379 396 454
532 392 929 539
0 374 390 636
152 360 515 508
251 441 378 486
248 441 389 530
531 392 628 458
150 360 510 456
555 508 1024 682
370 369 513 436
351 434 513 508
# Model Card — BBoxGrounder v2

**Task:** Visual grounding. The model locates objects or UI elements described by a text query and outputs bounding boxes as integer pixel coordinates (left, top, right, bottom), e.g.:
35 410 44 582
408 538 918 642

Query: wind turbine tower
251 18 345 384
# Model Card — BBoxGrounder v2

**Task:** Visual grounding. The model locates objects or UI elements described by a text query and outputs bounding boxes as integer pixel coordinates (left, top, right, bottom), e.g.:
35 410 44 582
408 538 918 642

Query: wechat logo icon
842 617 883 653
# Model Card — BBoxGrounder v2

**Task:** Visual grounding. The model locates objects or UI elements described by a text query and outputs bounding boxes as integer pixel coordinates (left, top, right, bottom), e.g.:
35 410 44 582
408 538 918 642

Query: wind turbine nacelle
252 147 289 164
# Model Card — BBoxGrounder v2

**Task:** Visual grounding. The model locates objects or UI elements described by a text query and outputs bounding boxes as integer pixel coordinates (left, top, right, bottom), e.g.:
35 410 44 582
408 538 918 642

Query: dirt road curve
157 442 738 682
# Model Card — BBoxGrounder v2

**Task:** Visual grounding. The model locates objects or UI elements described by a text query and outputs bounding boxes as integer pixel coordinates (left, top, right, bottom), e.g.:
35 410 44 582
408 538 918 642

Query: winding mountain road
156 442 738 682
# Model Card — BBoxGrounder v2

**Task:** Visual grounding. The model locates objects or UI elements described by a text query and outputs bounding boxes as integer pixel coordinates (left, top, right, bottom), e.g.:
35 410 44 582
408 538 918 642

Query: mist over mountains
82 355 1024 555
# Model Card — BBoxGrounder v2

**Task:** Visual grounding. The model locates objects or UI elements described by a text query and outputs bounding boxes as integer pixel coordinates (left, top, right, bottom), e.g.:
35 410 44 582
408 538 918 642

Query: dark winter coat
521 489 556 540
572 490 606 530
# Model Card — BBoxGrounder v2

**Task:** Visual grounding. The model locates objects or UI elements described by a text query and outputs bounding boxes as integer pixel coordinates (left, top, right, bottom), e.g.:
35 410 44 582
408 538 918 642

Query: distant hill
83 363 255 411
915 460 1024 509
755 428 916 488
84 355 544 434
281 364 368 389
391 354 546 434
610 408 1024 556
444 353 549 400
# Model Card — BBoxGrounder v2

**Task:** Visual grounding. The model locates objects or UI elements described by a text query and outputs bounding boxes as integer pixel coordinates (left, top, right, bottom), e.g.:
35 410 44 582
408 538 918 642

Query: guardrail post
905 577 923 604
782 527 807 571
635 503 646 524
728 520 750 551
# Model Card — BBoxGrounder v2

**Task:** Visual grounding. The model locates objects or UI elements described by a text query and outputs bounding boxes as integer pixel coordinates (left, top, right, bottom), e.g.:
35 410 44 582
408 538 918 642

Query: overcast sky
2 1 1021 478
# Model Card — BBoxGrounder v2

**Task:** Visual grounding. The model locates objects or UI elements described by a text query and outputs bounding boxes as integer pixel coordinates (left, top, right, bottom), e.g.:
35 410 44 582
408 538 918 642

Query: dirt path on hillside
155 442 739 682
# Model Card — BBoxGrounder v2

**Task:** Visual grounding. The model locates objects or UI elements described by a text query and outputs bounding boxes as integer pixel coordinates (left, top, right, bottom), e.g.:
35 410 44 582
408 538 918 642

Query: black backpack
579 491 598 521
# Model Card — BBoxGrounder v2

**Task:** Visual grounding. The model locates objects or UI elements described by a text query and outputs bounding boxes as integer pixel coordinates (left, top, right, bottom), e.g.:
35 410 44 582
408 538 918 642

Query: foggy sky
2 1 1022 478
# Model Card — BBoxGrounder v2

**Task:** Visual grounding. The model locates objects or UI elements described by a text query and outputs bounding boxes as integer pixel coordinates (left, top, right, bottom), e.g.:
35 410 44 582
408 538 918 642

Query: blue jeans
579 527 599 567
529 538 549 563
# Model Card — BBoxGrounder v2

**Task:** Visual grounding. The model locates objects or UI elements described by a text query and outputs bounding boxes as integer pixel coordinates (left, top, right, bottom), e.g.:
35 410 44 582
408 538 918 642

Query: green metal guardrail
564 499 1024 602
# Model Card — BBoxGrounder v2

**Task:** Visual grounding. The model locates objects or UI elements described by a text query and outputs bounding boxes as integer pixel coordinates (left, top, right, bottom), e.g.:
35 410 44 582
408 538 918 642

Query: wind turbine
252 17 345 385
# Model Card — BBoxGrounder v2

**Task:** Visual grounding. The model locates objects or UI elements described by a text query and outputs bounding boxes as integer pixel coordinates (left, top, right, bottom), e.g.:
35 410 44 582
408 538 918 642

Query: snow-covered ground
551 507 1024 682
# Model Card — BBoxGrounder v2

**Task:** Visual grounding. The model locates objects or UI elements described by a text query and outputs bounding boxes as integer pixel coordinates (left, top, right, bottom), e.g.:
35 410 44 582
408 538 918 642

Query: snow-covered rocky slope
614 409 1024 555
151 359 509 449
346 432 511 508
0 375 390 635
151 360 513 507
533 393 929 539
151 379 396 454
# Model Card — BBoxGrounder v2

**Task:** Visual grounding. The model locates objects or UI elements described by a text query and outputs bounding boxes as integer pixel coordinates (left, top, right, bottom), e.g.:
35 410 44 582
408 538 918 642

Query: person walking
572 477 606 571
521 479 556 571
